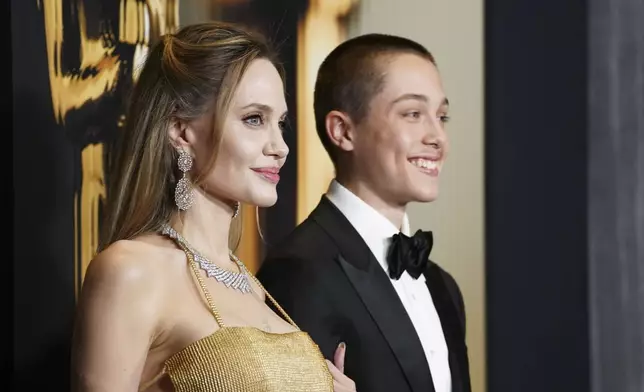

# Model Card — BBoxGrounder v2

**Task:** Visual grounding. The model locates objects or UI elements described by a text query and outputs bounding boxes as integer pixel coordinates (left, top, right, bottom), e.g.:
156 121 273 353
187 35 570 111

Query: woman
71 22 355 392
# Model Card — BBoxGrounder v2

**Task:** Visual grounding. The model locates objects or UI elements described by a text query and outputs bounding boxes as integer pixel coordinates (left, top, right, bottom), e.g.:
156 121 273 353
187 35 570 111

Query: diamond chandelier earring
174 149 194 211
232 201 240 219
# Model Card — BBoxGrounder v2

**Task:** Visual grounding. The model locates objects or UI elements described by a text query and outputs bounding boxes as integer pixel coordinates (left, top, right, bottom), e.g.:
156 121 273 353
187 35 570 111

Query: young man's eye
404 111 421 119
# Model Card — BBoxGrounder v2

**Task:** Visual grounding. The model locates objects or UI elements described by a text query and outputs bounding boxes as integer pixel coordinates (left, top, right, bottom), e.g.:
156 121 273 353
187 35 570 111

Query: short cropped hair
313 34 436 163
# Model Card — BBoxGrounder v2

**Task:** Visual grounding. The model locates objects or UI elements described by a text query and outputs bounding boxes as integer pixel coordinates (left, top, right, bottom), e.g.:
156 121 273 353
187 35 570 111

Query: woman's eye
243 114 264 127
440 115 451 123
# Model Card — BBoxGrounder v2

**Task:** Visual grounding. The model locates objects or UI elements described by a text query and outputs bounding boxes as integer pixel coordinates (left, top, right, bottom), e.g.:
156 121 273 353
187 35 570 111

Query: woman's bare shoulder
71 236 186 391
82 236 185 303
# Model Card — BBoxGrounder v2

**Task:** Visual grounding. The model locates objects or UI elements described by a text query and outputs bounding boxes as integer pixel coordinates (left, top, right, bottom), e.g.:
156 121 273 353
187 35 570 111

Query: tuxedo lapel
311 197 434 392
337 254 435 392
424 262 469 392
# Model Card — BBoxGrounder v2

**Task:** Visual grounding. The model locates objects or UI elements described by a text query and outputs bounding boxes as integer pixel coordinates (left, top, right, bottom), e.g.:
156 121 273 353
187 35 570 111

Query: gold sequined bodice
145 237 333 392
165 327 332 392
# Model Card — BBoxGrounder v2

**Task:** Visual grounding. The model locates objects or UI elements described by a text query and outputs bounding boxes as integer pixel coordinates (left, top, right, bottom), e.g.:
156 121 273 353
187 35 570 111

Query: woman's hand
326 342 357 392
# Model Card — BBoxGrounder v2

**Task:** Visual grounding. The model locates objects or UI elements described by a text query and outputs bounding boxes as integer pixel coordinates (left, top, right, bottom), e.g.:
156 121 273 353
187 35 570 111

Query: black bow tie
386 229 433 280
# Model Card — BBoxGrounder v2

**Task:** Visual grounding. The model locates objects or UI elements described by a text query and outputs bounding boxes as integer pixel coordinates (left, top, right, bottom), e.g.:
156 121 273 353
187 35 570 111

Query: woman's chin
247 193 278 209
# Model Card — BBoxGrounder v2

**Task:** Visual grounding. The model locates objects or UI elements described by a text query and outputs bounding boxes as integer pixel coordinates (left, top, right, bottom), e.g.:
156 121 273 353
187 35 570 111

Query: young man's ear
325 110 356 152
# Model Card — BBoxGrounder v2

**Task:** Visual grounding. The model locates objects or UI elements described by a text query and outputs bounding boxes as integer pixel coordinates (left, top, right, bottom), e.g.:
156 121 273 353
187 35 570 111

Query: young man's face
351 53 450 206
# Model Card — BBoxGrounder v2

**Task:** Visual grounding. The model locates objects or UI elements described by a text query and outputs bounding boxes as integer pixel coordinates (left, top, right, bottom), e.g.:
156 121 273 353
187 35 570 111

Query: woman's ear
325 110 356 153
168 118 193 153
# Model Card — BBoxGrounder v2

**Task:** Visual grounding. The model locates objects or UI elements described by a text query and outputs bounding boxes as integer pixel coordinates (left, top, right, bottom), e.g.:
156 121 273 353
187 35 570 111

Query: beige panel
348 1 486 391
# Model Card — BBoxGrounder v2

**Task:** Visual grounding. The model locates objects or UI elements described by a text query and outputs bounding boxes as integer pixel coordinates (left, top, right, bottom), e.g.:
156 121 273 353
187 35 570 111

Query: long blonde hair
99 22 283 252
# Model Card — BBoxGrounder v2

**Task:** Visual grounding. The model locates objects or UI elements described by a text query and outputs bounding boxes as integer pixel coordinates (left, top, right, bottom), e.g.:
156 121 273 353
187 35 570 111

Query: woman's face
187 58 289 208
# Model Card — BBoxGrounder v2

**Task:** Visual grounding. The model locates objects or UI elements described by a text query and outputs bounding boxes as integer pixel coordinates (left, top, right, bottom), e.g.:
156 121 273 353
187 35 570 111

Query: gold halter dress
143 237 333 392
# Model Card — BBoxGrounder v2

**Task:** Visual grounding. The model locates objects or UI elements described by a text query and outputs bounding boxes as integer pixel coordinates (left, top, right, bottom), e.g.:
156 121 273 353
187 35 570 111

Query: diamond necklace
161 224 253 294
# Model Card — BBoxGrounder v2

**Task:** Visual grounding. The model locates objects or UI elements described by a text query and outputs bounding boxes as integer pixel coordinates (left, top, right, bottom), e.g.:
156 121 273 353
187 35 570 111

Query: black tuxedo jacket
257 197 471 392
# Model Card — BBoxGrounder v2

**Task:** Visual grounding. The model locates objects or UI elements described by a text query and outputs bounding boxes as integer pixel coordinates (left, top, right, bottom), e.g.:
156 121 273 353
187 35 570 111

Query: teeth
409 158 438 170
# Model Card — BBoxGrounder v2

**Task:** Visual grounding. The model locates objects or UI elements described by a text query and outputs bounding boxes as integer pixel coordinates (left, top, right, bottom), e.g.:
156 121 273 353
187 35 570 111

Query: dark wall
588 0 644 390
4 0 13 382
12 1 76 390
485 0 590 391
486 0 644 391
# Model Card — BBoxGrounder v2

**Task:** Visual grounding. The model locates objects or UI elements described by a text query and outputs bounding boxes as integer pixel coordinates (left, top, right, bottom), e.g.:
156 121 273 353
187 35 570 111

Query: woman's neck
169 190 236 261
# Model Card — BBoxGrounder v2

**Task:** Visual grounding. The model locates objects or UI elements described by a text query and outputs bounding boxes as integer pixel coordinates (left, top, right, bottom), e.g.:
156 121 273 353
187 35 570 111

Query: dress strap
173 239 226 328
237 262 301 331
138 369 166 392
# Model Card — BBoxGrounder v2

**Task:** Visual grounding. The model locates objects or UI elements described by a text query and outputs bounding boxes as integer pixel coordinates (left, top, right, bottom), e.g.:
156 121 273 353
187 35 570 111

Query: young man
258 33 471 392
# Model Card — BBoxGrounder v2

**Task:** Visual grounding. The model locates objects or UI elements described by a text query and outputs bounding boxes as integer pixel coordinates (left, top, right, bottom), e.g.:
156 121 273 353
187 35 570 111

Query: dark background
486 0 643 391
485 0 590 390
13 1 77 390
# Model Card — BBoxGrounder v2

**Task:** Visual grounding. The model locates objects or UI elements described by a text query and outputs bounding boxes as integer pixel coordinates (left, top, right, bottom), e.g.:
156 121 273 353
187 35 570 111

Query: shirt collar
325 179 411 272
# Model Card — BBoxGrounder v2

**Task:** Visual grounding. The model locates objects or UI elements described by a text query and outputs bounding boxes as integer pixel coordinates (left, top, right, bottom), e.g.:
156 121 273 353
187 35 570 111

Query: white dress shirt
326 180 451 392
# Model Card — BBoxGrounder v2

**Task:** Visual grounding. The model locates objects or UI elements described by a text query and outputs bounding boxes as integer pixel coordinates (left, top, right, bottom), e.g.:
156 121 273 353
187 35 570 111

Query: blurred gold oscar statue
40 0 178 298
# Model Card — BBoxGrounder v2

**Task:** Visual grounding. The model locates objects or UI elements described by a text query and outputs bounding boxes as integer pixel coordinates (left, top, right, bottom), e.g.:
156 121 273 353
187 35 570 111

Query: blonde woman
70 22 355 392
